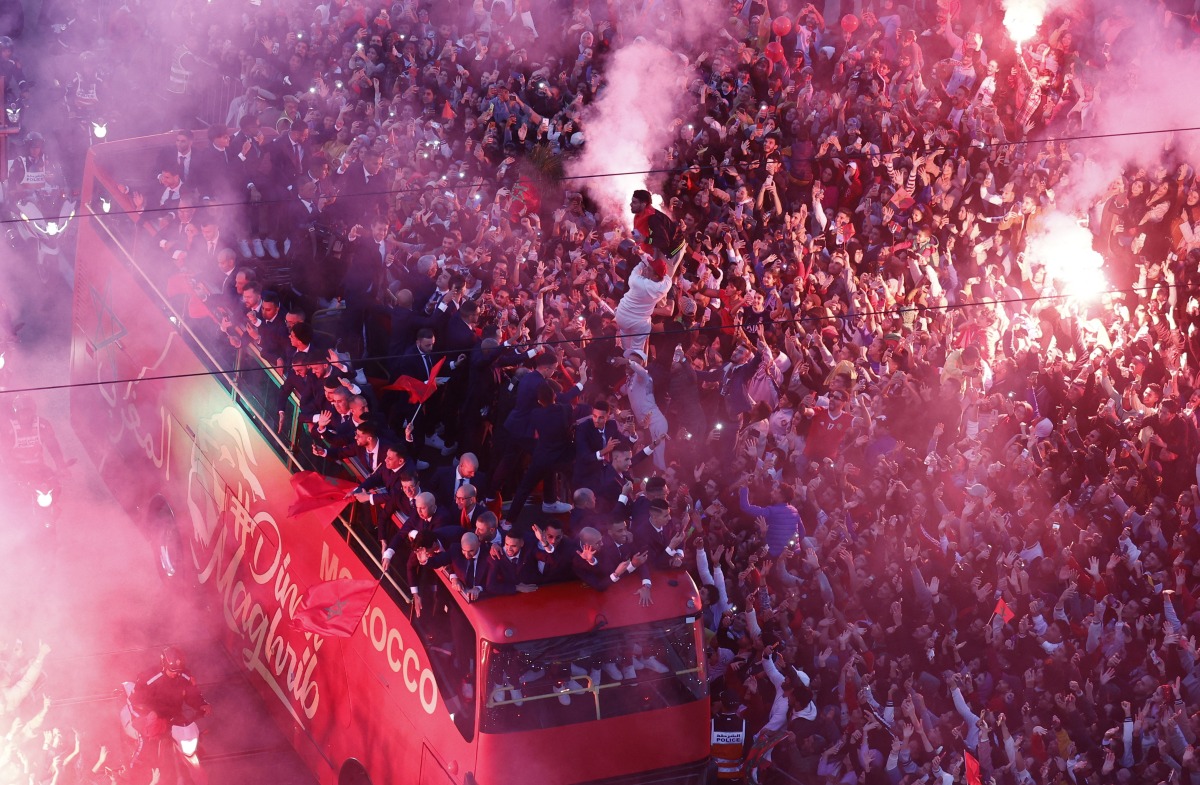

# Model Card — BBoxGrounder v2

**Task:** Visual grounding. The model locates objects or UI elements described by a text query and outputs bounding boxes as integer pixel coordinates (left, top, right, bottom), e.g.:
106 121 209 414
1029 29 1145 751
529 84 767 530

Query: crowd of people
0 639 118 784
8 0 1200 781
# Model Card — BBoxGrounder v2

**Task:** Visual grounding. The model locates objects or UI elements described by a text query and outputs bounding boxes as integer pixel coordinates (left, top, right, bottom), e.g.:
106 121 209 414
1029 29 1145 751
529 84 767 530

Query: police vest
10 417 43 464
18 157 46 188
711 713 747 779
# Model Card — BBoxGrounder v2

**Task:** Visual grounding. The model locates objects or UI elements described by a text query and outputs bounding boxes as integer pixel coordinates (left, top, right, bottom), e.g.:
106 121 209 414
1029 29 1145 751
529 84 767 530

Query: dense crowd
8 0 1200 781
0 640 120 785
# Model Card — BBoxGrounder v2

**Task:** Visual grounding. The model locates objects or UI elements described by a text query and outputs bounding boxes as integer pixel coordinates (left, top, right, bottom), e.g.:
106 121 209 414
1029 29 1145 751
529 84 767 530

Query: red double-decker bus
69 135 710 785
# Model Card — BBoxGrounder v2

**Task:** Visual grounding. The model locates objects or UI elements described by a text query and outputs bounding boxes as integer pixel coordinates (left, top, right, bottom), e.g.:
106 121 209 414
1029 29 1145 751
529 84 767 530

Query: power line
0 281 1169 398
5 123 1200 227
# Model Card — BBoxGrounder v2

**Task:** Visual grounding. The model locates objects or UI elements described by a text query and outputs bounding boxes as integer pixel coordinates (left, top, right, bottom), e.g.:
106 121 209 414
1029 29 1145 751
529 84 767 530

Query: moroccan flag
292 579 378 638
993 597 1016 624
381 357 446 403
288 471 360 517
964 750 982 785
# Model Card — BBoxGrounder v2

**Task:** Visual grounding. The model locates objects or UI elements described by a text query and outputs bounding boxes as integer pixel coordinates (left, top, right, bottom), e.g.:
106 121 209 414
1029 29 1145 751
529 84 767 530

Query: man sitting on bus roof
573 526 649 593
486 531 540 595
474 512 502 553
448 532 489 604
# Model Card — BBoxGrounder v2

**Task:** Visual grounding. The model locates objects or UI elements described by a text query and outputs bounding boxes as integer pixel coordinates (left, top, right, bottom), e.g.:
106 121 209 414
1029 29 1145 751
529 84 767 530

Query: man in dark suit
568 488 617 532
333 147 389 222
383 489 454 570
486 531 540 595
143 161 186 212
343 217 394 305
632 498 686 573
265 123 311 200
450 483 488 531
435 299 480 450
531 520 576 585
325 387 367 447
493 352 558 499
573 525 648 592
388 328 460 452
573 399 621 491
190 124 246 202
401 531 451 620
276 351 326 434
152 129 195 186
247 291 289 363
504 382 580 525
460 335 526 456
428 452 489 510
387 289 442 365
695 342 765 457
358 444 415 555
442 298 480 357
312 420 385 467
592 444 638 515
447 532 489 603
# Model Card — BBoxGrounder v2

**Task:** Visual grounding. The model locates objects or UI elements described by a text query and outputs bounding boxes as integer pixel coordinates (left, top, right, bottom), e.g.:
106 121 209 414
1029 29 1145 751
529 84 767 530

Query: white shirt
615 265 673 324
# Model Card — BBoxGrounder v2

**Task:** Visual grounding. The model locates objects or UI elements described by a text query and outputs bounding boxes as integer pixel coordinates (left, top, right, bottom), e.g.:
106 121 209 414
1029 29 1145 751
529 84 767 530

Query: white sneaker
644 656 670 674
461 681 474 700
238 239 253 258
491 684 508 704
415 460 431 471
519 669 545 684
603 662 624 682
570 664 588 678
541 501 572 514
425 433 447 449
632 656 646 671
265 238 281 259
622 665 637 680
510 687 523 706
251 237 266 258
558 680 581 705
589 668 602 687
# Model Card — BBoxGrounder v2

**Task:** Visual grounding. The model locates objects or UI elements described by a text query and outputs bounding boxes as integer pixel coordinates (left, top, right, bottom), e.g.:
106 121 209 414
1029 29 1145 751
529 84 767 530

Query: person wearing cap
709 690 750 782
6 131 60 203
615 191 687 354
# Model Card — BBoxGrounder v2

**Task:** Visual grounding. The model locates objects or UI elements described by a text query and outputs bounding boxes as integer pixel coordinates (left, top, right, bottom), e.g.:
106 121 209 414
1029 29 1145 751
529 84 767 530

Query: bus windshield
481 616 705 733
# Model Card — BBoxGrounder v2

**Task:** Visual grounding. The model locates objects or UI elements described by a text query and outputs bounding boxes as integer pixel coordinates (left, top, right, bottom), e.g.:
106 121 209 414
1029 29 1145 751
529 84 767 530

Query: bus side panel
69 216 473 785
474 699 711 785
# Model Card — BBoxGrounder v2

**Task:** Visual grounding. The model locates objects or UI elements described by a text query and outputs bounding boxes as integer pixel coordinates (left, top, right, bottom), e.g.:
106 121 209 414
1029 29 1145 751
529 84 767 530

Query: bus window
420 582 477 741
480 617 704 733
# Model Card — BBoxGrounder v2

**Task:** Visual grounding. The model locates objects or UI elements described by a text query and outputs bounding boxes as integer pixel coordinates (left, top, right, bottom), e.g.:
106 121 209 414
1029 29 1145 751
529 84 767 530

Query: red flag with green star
292 579 378 637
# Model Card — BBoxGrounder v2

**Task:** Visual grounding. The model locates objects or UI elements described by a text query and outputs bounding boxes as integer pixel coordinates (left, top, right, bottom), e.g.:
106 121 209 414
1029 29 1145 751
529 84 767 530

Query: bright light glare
100 197 112 213
45 222 61 237
36 490 53 508
92 122 108 139
1026 213 1107 302
0 353 5 370
1003 0 1048 45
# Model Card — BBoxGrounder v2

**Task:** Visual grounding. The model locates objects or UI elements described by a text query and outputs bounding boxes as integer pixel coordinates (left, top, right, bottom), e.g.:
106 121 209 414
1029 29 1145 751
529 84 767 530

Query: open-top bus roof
442 567 703 644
